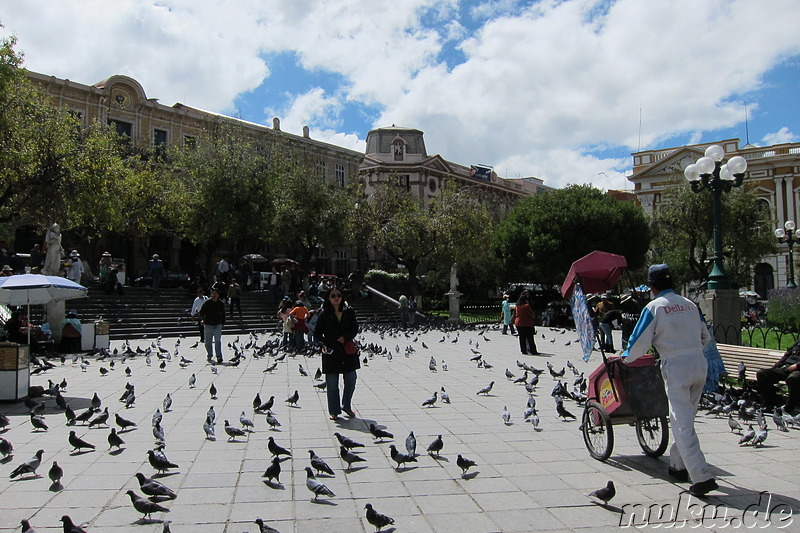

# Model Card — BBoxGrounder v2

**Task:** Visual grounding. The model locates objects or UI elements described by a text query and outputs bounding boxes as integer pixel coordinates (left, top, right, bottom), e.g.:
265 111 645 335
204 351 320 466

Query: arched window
753 263 774 300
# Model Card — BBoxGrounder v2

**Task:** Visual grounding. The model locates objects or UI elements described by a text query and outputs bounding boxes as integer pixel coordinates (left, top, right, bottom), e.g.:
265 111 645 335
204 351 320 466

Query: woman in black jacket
316 288 360 419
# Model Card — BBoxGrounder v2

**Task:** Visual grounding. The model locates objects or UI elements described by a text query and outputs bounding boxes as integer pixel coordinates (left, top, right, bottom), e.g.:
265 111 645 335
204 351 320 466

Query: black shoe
207 359 212 364
689 478 718 496
216 359 223 365
668 467 689 482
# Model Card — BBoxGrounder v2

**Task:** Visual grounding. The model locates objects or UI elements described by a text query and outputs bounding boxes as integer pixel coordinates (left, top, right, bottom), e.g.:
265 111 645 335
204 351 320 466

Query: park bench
716 343 785 382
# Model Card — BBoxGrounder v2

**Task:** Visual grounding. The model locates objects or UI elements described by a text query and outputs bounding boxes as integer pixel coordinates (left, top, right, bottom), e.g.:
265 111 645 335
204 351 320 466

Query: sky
2 0 799 191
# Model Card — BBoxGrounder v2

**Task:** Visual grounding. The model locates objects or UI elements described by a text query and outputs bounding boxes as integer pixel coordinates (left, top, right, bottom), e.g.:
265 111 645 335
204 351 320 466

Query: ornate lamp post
684 145 748 290
775 220 798 289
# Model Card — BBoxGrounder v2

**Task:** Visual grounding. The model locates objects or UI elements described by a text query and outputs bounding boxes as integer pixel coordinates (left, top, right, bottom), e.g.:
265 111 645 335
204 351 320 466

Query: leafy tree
649 179 775 289
493 184 650 285
364 179 494 298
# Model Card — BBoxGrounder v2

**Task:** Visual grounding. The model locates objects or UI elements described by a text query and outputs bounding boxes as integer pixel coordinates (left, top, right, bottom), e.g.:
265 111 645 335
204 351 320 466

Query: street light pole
775 220 798 289
684 145 748 290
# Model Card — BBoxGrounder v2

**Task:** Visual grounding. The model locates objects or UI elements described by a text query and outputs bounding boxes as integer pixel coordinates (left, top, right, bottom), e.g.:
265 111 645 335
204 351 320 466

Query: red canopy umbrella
561 251 628 298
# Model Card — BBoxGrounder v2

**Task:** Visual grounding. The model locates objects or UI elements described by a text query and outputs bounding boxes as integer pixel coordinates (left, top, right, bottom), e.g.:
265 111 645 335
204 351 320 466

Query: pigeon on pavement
147 449 179 474
262 456 282 485
340 446 367 470
369 424 394 442
476 381 494 395
48 460 63 486
365 503 395 532
108 428 125 450
10 450 44 479
309 450 336 476
285 390 300 407
126 489 171 519
268 436 292 457
115 413 137 431
405 431 417 456
427 435 444 457
588 480 616 506
389 444 418 469
456 454 477 477
60 515 87 533
304 466 335 501
422 391 438 407
335 432 365 450
254 517 281 533
738 424 755 445
224 420 248 442
68 431 96 453
135 472 177 500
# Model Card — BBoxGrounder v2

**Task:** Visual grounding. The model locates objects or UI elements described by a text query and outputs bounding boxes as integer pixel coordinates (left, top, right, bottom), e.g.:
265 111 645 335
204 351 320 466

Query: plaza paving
0 324 798 532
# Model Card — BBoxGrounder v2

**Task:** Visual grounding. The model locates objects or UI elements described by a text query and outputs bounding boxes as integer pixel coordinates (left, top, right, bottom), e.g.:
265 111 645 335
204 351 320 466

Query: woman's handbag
343 339 358 355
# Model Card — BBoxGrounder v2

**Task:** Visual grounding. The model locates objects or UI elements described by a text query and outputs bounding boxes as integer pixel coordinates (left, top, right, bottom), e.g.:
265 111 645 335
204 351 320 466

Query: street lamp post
775 220 798 289
684 145 748 290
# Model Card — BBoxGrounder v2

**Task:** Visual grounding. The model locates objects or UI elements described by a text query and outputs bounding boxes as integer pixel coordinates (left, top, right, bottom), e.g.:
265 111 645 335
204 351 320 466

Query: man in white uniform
622 264 717 497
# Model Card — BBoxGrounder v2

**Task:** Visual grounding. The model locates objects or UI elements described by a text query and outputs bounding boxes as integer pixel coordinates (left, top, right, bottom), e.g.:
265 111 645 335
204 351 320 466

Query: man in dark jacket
757 339 800 415
199 288 226 364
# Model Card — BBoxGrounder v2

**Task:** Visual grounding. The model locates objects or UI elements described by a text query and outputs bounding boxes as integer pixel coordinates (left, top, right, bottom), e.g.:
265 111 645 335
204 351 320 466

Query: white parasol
0 273 88 345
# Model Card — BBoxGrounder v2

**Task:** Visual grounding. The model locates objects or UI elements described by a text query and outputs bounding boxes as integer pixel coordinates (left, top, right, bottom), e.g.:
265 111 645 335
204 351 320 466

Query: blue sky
2 0 799 190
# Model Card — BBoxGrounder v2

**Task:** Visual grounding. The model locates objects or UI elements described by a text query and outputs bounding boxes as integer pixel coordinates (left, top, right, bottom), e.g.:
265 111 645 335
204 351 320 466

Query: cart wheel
582 400 613 461
635 416 669 457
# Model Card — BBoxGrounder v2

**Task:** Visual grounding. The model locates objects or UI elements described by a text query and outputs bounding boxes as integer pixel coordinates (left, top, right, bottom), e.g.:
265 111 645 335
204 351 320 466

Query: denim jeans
204 323 223 362
326 371 357 416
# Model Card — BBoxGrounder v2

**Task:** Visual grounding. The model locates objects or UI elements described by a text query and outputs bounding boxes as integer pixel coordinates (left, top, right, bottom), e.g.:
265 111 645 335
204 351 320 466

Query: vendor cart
582 352 670 461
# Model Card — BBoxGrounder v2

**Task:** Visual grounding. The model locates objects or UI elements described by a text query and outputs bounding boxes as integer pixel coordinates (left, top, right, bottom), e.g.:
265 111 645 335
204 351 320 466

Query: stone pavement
0 325 798 532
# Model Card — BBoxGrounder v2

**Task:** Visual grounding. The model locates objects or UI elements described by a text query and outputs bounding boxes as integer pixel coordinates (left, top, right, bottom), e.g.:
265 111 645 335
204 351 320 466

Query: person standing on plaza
191 289 209 342
513 294 538 355
66 250 84 284
199 288 226 364
290 299 310 349
217 255 231 285
98 252 113 284
622 263 716 497
500 293 516 335
277 297 294 349
228 278 242 318
317 288 360 420
267 266 280 304
149 254 164 291
398 294 409 327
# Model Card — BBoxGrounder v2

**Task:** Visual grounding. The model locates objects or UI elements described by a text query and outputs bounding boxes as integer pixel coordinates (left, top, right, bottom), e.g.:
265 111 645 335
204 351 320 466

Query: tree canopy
493 184 651 285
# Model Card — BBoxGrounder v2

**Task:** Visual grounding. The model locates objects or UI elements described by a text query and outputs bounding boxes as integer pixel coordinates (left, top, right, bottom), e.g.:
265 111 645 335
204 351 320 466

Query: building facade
628 139 800 296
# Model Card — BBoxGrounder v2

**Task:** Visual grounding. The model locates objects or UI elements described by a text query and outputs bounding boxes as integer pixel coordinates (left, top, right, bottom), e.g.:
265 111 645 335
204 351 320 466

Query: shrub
766 288 800 331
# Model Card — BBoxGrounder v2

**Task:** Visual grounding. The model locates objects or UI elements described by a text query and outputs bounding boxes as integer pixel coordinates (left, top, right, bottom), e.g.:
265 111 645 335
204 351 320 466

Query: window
108 119 132 140
395 174 410 191
393 142 404 161
428 178 437 193
316 159 327 180
335 164 346 187
154 129 168 158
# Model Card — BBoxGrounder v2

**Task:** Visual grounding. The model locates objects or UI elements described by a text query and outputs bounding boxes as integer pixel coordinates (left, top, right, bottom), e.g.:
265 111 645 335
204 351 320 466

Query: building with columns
628 139 800 296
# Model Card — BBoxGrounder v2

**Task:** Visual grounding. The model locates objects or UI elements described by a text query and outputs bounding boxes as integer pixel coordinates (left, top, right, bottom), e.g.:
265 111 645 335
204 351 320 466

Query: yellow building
629 139 800 295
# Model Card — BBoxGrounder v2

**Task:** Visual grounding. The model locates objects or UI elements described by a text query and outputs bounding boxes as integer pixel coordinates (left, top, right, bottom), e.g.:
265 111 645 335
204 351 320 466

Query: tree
649 180 775 289
364 179 494 298
493 184 650 285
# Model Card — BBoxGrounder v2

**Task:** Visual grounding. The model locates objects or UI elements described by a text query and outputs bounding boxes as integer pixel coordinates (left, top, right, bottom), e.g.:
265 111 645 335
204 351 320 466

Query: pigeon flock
1 323 798 531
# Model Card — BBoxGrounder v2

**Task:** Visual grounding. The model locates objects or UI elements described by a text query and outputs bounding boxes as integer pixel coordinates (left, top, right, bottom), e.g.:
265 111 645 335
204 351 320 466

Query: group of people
4 307 83 354
500 292 539 355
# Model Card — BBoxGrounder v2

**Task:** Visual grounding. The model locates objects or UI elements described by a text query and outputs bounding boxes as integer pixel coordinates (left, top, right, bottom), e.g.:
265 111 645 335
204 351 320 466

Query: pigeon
68 431 96 453
206 406 215 424
441 359 448 371
427 435 444 457
88 407 110 428
268 436 291 457
299 364 308 377
334 432 365 450
135 472 177 500
153 421 166 444
256 396 275 413
285 390 299 407
115 413 137 432
147 449 179 473
365 503 395 532
429 358 437 372
20 519 35 533
456 454 477 476
60 516 87 533
265 412 281 429
29 413 48 432
0 436 13 458
439 387 451 404
224 420 248 442
555 398 577 420
340 446 367 470
48 460 63 485
10 450 44 478
505 368 515 380
476 381 494 395
309 449 336 476
152 409 163 427
64 404 77 425
253 393 262 410
91 392 102 410
262 456 282 485
126 489 171 519
738 424 755 445
389 444 418 469
405 431 417 456
422 391 438 408
502 406 512 425
188 373 196 388
108 427 125 449
254 518 281 533
203 417 216 441
369 424 394 442
728 414 743 433
240 411 256 432
588 480 616 506
752 427 768 447
304 466 335 501
209 383 217 400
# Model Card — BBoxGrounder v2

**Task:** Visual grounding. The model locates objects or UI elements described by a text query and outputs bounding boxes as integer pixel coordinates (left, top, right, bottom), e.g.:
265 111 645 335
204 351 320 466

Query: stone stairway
69 287 276 341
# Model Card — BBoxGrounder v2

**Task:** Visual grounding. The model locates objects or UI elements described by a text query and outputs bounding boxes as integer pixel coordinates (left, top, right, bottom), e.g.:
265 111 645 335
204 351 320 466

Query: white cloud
2 0 800 190
762 127 798 146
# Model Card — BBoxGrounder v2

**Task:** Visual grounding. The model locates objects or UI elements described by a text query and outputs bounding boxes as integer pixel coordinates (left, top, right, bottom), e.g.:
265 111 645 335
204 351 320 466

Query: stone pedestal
445 291 463 325
697 289 740 345
46 300 65 343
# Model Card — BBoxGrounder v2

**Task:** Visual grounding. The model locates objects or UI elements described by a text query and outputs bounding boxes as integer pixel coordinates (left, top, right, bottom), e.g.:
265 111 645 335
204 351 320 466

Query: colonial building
628 139 800 296
359 126 549 216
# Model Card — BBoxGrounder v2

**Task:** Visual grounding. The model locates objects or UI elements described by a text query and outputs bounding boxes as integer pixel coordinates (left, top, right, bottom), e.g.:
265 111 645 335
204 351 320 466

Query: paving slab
1 325 799 531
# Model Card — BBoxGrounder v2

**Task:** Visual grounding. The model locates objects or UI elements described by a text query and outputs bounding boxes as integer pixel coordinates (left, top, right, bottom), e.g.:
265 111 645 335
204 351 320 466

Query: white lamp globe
786 220 796 232
727 155 747 175
684 164 701 182
719 164 734 181
776 228 786 239
695 156 716 175
704 145 725 162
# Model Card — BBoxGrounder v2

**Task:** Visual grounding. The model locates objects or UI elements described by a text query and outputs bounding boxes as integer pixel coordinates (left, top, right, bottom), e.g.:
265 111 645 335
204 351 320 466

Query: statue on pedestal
446 263 462 324
42 223 63 276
